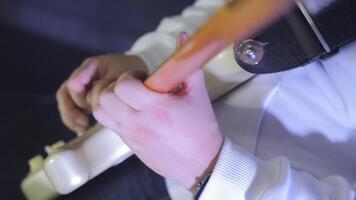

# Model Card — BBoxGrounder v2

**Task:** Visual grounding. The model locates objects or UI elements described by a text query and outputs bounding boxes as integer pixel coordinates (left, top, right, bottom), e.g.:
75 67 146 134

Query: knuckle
66 78 78 91
82 57 95 65
56 84 66 101
119 72 131 82
100 82 113 95
67 81 84 96
115 74 131 93
55 90 61 102
57 102 64 112
82 57 101 68
98 90 108 104
114 81 123 95
66 81 75 93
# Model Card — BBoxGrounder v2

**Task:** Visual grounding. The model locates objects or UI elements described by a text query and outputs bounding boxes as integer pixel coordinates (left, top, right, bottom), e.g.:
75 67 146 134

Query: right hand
56 54 148 133
93 32 223 189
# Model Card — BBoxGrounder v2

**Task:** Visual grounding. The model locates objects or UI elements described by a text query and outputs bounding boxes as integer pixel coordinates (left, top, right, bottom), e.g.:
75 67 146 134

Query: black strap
236 0 356 74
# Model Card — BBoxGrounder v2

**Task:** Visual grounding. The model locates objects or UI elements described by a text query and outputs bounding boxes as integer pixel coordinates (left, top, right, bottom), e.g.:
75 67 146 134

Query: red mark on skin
150 108 173 125
170 83 189 96
133 123 160 144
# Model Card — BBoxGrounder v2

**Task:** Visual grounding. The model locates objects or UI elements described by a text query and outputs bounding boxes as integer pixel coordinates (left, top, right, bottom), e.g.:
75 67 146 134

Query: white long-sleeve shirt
127 0 356 199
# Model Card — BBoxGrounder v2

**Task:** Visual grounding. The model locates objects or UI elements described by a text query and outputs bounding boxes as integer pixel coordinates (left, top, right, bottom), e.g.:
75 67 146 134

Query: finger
99 85 137 125
114 73 165 110
171 32 190 93
176 31 189 49
69 58 95 78
175 33 206 94
183 69 206 93
67 59 98 110
86 78 115 109
93 105 121 133
56 82 89 133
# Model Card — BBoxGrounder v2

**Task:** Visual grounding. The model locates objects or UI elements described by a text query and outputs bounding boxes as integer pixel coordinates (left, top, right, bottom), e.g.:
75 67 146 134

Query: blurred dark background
0 0 193 199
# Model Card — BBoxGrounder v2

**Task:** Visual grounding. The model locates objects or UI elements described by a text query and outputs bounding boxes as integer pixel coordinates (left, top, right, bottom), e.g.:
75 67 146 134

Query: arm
94 1 356 199
199 138 355 199
93 30 356 200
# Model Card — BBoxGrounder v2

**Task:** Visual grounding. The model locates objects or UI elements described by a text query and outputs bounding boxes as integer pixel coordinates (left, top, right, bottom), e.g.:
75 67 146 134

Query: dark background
0 0 193 199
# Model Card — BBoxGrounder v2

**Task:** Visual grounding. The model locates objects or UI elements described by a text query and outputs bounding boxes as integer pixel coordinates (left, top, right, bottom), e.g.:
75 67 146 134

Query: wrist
189 137 224 192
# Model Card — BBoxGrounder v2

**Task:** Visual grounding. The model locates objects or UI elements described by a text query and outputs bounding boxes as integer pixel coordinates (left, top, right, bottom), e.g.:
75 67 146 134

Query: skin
56 54 148 133
94 69 223 190
56 33 223 190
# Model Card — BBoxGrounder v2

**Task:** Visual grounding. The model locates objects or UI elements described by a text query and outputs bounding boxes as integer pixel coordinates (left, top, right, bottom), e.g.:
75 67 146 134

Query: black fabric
0 0 193 53
311 0 356 50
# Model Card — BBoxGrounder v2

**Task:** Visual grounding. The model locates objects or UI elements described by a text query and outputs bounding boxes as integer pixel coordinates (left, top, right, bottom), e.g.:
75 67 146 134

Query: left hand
93 33 223 189
56 54 148 133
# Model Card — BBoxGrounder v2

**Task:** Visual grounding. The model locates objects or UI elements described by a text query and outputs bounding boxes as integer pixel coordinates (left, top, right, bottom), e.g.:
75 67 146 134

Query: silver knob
234 39 265 65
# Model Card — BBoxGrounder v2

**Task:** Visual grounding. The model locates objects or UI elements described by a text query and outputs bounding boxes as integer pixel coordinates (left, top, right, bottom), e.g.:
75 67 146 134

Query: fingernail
121 73 134 80
75 117 88 127
176 31 189 48
82 58 94 66
180 31 189 43
116 73 134 87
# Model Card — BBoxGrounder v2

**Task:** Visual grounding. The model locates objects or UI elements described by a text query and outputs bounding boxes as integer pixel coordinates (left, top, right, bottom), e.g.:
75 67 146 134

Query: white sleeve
126 0 229 73
199 138 355 200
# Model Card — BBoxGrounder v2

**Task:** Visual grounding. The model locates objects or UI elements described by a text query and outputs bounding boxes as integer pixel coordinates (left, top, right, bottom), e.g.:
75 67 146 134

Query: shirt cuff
198 137 265 199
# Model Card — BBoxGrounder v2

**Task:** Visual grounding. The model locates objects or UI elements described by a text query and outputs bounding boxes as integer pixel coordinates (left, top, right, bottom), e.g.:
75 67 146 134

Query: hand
56 54 148 133
93 33 224 190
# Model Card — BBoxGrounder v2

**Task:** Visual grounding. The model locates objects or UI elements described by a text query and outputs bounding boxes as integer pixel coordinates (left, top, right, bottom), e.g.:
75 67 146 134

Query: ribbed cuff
198 138 262 200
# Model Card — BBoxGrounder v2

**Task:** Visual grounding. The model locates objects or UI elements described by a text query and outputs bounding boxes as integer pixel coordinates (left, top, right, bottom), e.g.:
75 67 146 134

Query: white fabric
128 0 356 199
